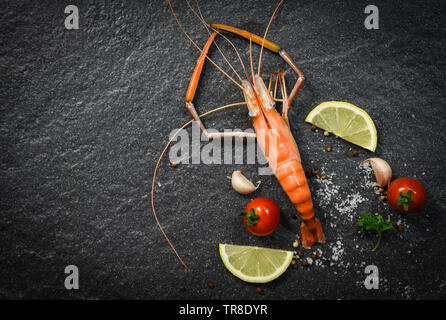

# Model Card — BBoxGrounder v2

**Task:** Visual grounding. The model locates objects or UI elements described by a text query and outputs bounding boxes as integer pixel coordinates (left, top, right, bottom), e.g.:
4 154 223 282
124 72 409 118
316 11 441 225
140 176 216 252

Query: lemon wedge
305 101 377 151
219 244 293 283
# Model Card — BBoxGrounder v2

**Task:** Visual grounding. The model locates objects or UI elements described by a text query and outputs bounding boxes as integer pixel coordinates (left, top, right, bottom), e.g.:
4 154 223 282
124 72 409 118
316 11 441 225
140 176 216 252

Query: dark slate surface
1 0 445 299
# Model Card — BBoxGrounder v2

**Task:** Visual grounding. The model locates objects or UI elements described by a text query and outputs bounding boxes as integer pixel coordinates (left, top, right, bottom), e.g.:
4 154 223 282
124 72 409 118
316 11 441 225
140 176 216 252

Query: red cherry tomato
387 177 426 213
242 198 280 236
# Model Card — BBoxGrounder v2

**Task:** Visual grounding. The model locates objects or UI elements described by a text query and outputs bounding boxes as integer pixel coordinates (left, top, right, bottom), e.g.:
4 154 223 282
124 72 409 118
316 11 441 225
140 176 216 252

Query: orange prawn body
243 76 325 249
160 0 324 270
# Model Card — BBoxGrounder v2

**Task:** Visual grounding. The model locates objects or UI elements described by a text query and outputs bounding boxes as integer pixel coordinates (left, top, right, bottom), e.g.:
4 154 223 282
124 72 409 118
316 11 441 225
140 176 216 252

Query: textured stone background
1 0 445 299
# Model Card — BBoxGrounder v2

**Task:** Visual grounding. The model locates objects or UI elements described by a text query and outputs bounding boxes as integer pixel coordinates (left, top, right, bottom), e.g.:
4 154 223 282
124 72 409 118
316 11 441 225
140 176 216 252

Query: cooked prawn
154 0 325 270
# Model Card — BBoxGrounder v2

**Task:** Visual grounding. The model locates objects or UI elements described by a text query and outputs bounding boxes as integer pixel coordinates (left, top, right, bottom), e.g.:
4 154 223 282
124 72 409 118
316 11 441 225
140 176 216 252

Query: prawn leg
186 31 255 139
269 70 284 104
209 24 305 115
276 68 290 126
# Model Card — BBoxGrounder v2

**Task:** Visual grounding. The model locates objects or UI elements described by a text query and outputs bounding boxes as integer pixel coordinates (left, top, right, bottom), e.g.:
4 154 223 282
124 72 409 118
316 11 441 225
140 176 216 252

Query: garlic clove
231 170 260 194
362 158 392 187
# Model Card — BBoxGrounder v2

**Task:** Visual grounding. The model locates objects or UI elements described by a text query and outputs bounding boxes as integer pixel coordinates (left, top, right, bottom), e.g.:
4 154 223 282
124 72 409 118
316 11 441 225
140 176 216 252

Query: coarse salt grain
331 240 344 262
360 162 380 194
334 192 367 221
314 171 340 208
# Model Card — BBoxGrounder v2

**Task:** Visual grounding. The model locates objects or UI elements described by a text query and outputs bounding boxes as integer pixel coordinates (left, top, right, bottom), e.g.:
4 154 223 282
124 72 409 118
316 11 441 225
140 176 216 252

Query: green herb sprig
357 212 397 252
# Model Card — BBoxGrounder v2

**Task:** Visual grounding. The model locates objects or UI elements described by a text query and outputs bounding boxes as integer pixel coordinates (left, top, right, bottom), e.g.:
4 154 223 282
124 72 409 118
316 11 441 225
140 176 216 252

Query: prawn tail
275 158 326 248
300 217 325 249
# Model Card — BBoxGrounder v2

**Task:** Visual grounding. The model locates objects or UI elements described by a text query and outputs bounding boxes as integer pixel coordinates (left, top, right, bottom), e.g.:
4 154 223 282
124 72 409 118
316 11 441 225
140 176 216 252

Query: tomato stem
241 208 260 226
395 190 414 211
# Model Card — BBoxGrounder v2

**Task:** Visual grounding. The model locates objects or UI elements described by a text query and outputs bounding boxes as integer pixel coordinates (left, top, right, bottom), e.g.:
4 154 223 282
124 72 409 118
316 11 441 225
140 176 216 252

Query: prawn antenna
192 0 253 83
186 0 246 84
151 102 246 272
249 36 256 83
257 0 284 75
167 0 243 90
193 0 252 83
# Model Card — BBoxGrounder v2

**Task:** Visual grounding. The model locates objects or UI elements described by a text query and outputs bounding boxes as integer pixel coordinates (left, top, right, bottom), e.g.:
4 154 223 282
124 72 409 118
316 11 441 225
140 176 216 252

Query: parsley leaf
358 212 397 252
